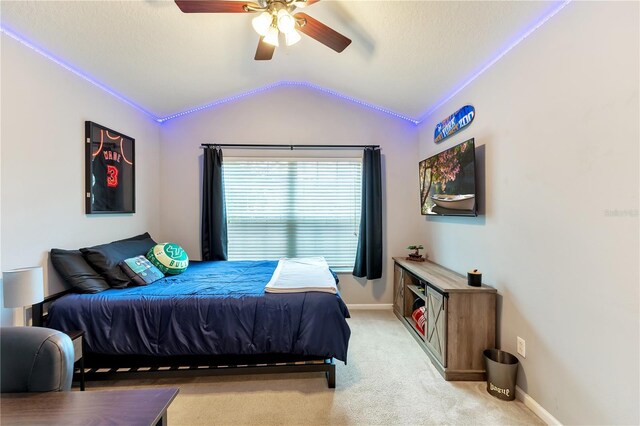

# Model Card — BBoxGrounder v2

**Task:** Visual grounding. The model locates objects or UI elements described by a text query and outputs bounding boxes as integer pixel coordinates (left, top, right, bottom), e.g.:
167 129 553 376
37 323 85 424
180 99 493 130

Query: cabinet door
425 286 447 366
393 264 404 316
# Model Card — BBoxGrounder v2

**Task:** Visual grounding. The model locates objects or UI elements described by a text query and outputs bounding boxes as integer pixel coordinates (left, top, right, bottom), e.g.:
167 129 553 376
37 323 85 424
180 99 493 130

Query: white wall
0 82 4 326
159 85 419 304
0 34 162 324
416 2 639 424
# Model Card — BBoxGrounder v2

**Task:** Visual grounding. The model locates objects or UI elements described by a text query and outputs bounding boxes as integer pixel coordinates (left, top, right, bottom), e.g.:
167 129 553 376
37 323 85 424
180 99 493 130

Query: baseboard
516 386 562 425
346 304 393 310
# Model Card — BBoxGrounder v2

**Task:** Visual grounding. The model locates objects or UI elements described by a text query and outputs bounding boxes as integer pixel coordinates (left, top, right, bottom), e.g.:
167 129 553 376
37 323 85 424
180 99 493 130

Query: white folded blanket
265 257 337 294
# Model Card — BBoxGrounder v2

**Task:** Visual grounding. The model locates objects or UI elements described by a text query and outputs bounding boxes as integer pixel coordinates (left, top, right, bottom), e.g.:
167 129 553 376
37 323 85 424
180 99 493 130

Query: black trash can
483 349 519 401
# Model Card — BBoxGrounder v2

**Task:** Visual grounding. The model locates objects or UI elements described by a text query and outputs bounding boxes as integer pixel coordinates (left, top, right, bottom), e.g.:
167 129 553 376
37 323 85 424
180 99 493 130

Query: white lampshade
252 11 272 37
3 266 44 308
285 29 301 46
263 25 280 47
277 9 295 34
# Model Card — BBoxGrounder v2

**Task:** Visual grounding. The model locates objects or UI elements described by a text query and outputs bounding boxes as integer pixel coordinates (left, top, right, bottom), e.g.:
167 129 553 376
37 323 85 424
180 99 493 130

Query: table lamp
3 266 45 326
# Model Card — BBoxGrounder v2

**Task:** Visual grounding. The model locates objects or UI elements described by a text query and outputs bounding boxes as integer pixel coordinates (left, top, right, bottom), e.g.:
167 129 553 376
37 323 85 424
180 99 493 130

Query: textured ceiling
1 1 563 120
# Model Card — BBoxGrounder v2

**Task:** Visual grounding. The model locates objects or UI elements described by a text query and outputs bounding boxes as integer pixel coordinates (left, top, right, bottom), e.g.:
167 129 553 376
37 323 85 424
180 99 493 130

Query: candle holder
467 269 482 287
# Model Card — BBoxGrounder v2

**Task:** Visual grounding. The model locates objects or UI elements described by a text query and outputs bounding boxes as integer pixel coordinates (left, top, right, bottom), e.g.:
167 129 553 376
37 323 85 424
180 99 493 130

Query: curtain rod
200 143 379 150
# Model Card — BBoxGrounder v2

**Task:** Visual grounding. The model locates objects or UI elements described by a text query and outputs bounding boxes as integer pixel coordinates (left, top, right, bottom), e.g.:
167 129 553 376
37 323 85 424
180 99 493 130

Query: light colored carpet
90 310 542 425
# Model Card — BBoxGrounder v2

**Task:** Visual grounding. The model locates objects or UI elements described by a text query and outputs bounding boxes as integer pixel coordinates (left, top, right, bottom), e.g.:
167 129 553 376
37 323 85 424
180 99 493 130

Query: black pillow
119 232 154 242
81 233 156 288
50 249 110 293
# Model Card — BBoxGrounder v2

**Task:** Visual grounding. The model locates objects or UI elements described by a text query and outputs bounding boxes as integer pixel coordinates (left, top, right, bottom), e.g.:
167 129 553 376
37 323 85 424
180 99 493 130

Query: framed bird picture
85 121 135 214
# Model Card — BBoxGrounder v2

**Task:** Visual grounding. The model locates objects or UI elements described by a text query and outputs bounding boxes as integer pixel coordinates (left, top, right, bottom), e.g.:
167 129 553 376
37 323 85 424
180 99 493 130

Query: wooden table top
0 387 179 426
393 257 497 293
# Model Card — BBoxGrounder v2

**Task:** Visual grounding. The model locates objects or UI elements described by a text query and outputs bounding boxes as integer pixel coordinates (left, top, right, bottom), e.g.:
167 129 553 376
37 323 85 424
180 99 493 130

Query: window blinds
223 159 362 269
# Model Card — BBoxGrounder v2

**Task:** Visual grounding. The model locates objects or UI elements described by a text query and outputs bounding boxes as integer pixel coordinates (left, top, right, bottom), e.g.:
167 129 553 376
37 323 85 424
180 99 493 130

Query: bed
40 259 351 388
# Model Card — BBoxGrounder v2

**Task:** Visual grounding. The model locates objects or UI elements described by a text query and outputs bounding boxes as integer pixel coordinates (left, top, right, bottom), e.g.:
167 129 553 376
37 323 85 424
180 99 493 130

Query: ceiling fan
175 0 352 60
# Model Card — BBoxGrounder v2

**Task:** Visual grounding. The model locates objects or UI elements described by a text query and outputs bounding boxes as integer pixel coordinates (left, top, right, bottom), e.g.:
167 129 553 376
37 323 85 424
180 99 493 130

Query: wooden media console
393 257 497 381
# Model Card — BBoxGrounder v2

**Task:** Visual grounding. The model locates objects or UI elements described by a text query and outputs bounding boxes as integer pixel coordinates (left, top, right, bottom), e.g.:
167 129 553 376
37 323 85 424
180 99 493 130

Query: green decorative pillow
146 243 189 275
119 255 165 286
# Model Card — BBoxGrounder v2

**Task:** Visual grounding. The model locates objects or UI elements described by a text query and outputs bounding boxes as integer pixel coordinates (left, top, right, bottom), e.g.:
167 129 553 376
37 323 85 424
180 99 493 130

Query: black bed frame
32 292 336 388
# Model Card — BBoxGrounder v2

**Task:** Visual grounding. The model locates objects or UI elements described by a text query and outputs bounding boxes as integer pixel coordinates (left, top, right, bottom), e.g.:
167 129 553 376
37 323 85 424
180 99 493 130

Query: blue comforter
47 260 351 362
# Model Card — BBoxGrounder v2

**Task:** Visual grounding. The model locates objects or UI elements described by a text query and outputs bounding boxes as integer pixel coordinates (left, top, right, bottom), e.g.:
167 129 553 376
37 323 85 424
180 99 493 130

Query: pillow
119 255 164 286
147 243 189 275
50 249 110 293
118 232 154 242
412 306 426 336
81 233 157 288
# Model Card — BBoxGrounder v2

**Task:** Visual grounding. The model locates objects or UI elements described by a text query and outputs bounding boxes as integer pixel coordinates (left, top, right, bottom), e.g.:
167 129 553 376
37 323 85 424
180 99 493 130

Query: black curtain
201 146 228 260
353 147 383 279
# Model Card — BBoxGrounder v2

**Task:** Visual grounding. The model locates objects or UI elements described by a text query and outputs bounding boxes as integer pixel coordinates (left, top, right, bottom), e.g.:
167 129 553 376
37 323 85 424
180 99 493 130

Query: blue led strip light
0 25 159 121
2 0 570 127
282 81 420 125
157 81 289 123
416 0 571 124
159 1 570 125
158 80 419 124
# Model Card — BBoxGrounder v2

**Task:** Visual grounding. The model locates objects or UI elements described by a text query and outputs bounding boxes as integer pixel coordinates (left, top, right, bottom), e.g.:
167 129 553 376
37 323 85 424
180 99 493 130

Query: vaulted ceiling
1 1 564 121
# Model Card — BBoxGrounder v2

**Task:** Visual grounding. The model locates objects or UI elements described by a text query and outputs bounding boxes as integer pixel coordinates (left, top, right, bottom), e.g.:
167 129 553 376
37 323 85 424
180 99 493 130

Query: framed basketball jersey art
85 121 135 214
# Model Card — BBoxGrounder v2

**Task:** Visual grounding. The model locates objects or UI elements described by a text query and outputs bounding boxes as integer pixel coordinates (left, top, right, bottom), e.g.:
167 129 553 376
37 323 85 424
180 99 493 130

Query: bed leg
326 361 336 388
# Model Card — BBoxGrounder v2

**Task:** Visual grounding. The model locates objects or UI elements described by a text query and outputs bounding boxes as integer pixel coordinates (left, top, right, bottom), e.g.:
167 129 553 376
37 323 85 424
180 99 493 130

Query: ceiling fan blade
175 1 256 13
295 13 351 53
295 0 321 7
255 37 275 60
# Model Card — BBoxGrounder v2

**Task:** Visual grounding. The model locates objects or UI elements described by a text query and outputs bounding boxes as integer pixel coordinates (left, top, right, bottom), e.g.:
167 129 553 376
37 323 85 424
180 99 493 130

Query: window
223 159 362 270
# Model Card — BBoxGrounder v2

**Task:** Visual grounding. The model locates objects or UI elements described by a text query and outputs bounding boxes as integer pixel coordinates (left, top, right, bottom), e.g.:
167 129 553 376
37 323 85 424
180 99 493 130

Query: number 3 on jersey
107 164 119 187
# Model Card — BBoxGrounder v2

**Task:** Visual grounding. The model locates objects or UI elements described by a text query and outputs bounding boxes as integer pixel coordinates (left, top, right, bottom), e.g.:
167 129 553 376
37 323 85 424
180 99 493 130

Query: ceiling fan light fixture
252 11 272 37
285 29 302 46
263 25 280 47
276 9 296 34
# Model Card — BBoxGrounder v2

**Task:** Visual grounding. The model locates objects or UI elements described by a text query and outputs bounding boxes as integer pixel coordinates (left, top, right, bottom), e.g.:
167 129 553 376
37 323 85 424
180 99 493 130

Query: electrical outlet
517 336 526 358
